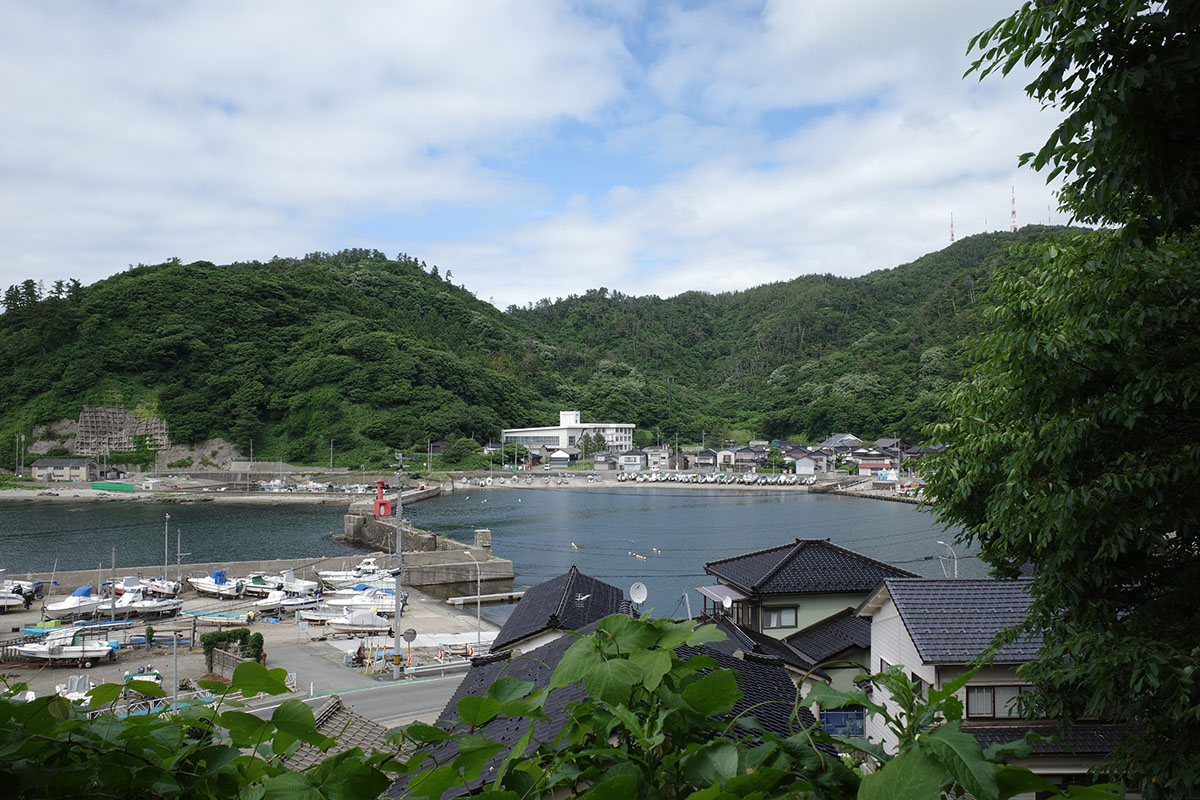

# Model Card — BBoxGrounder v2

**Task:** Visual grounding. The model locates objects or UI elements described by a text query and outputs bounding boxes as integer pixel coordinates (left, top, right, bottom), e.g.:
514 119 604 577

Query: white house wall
865 598 936 751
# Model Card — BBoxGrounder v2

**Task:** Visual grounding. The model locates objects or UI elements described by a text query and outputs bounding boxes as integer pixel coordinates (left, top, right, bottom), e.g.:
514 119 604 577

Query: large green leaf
585 658 643 705
629 648 672 691
230 662 291 695
260 770 323 800
550 637 602 690
577 773 638 800
456 695 502 727
456 734 506 780
487 676 534 705
858 746 944 800
272 698 333 748
921 723 998 800
680 740 739 788
596 614 660 654
682 669 741 717
994 765 1061 800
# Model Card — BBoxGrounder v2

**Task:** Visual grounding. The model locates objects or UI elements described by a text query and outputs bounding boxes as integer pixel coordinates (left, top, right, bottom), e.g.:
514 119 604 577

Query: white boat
280 569 319 595
44 585 106 619
316 558 394 590
242 572 283 597
0 587 25 612
297 604 349 624
123 665 164 688
113 587 184 617
15 626 117 668
188 570 245 599
56 674 95 702
143 577 182 598
326 586 405 615
253 590 320 615
326 609 391 636
112 576 144 595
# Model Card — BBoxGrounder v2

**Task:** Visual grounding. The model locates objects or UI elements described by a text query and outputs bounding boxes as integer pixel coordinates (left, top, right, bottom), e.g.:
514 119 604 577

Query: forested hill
0 228 1068 468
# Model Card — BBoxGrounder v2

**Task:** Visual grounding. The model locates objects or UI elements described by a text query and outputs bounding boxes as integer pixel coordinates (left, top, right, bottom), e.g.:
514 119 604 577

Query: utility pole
329 439 335 470
164 513 170 580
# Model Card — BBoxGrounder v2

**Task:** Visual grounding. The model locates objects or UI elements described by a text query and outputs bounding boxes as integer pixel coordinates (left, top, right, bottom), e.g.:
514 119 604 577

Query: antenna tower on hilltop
950 212 955 244
1010 186 1017 232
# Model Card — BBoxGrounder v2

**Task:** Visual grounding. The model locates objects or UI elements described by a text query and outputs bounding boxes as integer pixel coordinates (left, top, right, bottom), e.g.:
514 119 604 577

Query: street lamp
937 540 959 578
464 550 481 646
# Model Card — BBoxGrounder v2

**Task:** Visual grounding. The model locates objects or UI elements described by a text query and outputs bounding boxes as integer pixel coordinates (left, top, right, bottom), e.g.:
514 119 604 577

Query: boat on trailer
188 570 245 599
14 626 118 668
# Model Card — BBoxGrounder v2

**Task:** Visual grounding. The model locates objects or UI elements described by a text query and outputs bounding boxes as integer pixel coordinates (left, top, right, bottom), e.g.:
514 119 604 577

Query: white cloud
0 0 1063 311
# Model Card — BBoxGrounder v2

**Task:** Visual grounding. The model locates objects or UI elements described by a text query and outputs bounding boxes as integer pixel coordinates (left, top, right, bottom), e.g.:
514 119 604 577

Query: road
248 672 464 727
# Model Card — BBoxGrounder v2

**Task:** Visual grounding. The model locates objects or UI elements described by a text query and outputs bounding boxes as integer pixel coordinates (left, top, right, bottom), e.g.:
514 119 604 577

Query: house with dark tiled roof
278 694 396 771
784 607 872 692
489 566 626 654
817 433 863 450
704 614 829 692
387 618 826 799
700 538 918 639
857 578 1125 788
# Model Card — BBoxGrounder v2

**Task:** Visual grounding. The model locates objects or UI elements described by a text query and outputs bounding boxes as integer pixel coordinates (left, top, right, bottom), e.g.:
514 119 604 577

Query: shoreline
0 475 908 505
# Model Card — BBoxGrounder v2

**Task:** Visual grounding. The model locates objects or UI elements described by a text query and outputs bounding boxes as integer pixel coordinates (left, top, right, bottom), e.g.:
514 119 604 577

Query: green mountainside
0 228 1068 468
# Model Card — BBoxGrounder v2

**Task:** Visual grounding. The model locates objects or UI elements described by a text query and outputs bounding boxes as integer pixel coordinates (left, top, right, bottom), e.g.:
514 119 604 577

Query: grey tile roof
705 539 918 595
31 458 96 467
966 722 1129 756
705 615 827 678
880 578 1041 664
387 618 823 799
784 607 872 663
489 566 626 653
279 694 396 771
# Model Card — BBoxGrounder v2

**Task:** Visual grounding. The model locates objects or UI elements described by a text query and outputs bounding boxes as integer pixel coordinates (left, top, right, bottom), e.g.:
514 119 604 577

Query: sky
0 1 1066 309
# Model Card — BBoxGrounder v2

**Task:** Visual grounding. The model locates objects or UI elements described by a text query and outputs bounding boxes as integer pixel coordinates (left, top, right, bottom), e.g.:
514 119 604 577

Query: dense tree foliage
1 230 1072 468
968 0 1200 240
928 1 1200 794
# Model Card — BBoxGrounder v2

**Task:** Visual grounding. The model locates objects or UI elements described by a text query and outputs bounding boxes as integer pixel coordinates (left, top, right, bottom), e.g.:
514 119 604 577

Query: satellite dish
722 595 733 611
629 582 648 605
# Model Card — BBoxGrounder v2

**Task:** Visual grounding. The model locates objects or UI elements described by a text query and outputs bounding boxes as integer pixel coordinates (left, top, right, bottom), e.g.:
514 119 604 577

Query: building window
967 686 1024 718
911 672 926 698
819 709 865 737
761 606 797 629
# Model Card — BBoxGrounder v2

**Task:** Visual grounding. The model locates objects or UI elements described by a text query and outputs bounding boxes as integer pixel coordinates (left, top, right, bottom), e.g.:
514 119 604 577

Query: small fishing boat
143 577 182 598
253 590 320 615
326 609 391 637
15 626 118 668
56 673 95 702
241 572 284 597
297 604 348 624
44 585 106 619
181 608 250 625
188 570 245 599
317 558 393 590
113 587 184 617
123 665 164 688
326 586 406 615
1 586 25 612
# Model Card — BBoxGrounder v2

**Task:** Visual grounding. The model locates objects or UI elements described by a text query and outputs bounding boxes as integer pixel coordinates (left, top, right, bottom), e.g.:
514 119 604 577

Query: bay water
0 488 978 619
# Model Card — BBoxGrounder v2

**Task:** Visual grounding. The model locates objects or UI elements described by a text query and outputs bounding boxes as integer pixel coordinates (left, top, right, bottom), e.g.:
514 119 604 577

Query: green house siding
758 593 870 639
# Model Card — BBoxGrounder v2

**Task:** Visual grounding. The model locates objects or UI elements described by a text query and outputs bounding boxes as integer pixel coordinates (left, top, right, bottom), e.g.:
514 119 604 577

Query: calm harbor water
1 488 981 619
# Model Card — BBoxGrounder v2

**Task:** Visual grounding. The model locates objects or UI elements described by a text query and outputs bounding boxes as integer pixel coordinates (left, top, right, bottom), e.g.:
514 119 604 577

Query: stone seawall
338 485 515 594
